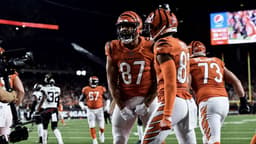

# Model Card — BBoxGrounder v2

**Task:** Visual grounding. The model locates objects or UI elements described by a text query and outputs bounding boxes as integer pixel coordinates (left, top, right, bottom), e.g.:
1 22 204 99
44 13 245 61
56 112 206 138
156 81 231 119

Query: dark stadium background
0 0 255 110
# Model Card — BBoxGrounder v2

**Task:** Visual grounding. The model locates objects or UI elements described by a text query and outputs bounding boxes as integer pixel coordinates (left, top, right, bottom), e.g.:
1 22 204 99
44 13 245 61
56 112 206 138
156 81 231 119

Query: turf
16 114 256 144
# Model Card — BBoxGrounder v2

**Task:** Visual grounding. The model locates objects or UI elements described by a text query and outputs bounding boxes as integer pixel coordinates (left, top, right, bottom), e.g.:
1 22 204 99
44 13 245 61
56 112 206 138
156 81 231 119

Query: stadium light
76 70 86 76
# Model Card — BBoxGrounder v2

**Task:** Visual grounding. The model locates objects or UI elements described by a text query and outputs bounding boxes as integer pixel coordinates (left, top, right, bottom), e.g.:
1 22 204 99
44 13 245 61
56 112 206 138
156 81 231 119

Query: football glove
160 115 172 130
239 96 250 114
135 103 149 116
120 107 134 120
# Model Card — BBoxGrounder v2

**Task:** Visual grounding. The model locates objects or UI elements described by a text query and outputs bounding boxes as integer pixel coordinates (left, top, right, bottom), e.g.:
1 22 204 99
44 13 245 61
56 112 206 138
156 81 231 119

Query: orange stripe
143 107 163 144
200 106 211 141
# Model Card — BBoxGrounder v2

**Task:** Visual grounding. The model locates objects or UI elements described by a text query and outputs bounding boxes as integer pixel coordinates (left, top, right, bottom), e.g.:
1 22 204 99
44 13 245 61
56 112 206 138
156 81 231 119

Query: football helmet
189 40 206 57
144 4 178 40
116 11 142 44
49 78 55 85
43 73 54 84
33 83 43 91
89 76 99 88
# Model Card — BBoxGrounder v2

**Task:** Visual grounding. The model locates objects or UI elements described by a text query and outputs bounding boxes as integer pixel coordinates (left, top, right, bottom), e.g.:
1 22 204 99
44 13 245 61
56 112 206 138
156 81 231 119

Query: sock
43 130 48 144
250 134 256 144
53 129 64 144
37 124 44 138
99 128 105 143
90 128 97 139
137 125 143 140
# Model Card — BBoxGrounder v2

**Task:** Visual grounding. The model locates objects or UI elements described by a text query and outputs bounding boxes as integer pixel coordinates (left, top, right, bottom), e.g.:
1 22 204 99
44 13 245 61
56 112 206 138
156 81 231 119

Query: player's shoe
92 138 98 144
99 132 105 143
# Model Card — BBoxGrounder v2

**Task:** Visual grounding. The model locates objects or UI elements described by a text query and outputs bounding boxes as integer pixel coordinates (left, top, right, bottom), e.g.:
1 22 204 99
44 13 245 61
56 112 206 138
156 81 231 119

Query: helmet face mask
116 11 142 44
89 76 99 88
117 23 138 44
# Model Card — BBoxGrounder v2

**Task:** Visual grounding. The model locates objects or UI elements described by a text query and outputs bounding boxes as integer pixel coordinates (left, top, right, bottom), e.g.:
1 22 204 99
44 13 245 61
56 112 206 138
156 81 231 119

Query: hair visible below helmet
144 4 178 40
89 76 99 88
116 11 142 44
33 83 43 91
189 41 206 57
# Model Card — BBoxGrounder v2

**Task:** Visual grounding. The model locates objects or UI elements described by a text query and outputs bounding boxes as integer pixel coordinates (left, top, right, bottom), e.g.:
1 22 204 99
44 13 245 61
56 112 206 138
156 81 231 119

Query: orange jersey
82 85 106 109
190 56 228 103
0 73 18 89
105 36 155 100
154 37 192 100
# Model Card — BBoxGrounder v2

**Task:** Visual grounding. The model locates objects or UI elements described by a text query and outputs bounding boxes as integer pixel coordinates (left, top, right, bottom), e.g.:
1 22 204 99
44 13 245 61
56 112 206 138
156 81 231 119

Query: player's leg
0 104 13 142
142 101 170 144
51 111 64 144
87 109 98 144
33 111 44 144
250 134 256 144
41 111 51 144
96 108 105 143
199 97 229 144
59 111 66 126
173 98 197 144
136 117 143 144
112 105 137 144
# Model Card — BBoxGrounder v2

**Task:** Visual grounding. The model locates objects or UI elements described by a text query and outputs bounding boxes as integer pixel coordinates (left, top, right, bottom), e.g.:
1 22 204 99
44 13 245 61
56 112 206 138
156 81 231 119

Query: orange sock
90 128 97 139
250 134 256 144
100 128 104 133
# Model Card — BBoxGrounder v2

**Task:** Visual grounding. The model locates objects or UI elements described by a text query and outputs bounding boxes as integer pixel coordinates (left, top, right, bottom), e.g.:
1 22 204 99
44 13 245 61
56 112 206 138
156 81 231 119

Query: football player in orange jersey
189 40 249 144
142 4 197 144
105 10 157 144
79 76 107 144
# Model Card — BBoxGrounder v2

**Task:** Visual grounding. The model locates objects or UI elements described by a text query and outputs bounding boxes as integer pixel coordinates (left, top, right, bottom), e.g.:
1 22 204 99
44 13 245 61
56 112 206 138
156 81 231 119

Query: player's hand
135 103 149 116
239 97 250 114
120 107 134 120
82 106 88 111
160 115 172 130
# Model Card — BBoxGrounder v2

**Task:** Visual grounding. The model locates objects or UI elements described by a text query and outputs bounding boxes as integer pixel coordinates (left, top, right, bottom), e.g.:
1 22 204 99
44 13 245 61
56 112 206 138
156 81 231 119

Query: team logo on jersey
214 14 224 25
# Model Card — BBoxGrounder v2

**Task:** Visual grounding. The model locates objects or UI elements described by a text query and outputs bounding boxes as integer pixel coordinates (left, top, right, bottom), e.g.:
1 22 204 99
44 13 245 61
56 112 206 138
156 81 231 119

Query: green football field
16 114 256 144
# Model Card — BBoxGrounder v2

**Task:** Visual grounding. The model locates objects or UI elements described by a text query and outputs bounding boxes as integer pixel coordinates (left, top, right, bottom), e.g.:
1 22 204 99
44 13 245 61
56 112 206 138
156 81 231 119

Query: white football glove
135 103 149 116
120 107 134 120
79 102 87 111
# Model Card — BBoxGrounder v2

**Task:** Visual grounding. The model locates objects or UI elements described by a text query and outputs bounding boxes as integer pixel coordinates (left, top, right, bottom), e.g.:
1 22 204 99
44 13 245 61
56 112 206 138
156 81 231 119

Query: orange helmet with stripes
189 40 206 57
116 11 142 44
144 4 178 40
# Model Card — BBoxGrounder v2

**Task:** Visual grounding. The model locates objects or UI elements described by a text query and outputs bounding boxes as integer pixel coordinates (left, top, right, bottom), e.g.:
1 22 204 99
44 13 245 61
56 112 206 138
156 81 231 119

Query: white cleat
92 138 98 144
99 132 105 143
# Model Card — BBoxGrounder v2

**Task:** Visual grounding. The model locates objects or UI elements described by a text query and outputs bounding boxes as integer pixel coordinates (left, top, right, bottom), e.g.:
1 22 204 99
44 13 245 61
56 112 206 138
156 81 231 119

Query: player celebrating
142 4 197 144
105 10 157 144
189 40 249 144
79 76 107 144
37 74 64 144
